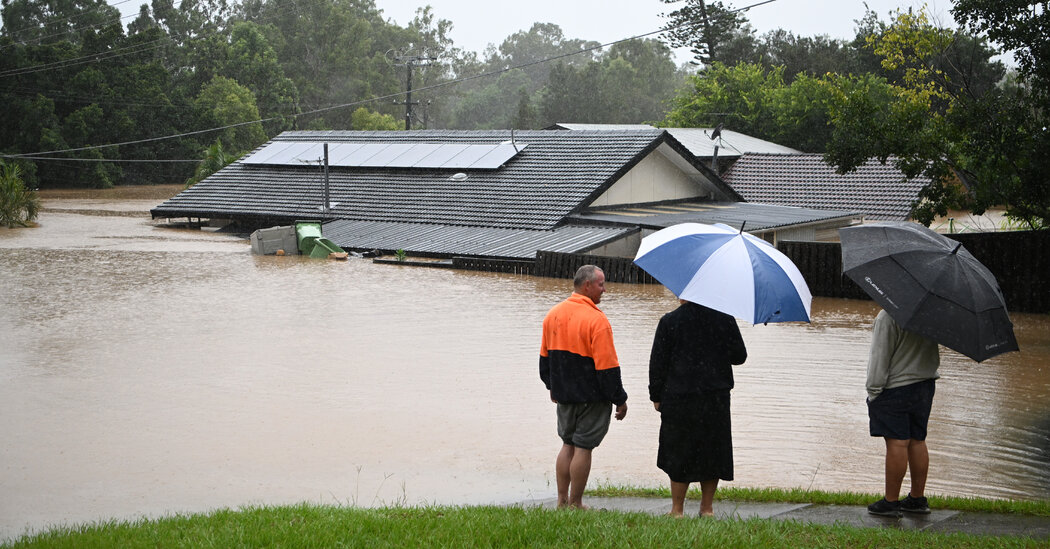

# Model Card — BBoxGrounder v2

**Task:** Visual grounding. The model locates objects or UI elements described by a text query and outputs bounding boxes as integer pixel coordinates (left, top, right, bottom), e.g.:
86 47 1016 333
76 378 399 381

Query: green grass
590 484 1050 516
5 503 1046 549
6 487 1049 548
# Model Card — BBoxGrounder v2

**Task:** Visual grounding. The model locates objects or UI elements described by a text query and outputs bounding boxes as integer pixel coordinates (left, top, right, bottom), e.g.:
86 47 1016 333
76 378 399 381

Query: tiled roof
550 124 801 156
322 220 634 260
152 129 702 231
570 201 858 232
722 153 931 221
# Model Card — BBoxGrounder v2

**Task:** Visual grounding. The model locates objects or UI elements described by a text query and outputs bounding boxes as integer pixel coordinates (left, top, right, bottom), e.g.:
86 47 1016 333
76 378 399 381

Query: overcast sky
372 0 957 64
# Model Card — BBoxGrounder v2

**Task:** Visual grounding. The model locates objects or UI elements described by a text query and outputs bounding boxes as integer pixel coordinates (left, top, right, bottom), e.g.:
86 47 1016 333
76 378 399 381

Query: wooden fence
530 230 1049 314
452 256 535 274
534 251 656 284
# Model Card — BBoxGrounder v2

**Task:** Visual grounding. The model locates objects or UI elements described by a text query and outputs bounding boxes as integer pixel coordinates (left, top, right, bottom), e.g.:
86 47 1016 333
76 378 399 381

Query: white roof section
552 123 801 157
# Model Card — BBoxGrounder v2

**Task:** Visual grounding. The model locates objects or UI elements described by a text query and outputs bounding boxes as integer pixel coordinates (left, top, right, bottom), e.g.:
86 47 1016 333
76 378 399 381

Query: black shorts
868 378 936 440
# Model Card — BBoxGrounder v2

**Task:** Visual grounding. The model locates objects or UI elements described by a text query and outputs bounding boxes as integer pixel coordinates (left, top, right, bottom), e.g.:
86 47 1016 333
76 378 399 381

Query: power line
4 0 779 162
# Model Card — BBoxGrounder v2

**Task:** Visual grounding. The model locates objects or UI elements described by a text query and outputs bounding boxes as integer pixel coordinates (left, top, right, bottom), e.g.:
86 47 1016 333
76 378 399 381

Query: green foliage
395 249 407 262
185 140 237 188
539 39 681 126
665 62 838 152
822 7 1048 228
350 108 402 131
193 76 268 155
0 161 41 228
660 0 748 65
224 22 300 136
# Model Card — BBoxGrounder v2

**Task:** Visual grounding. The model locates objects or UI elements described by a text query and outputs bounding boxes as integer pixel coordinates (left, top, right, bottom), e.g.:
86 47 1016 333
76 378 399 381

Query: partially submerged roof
550 123 801 157
570 201 859 233
152 129 734 231
722 153 931 221
322 220 634 260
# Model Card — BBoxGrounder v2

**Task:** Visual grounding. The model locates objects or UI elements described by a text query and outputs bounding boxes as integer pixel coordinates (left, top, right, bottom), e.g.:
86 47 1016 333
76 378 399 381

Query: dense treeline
0 0 1045 227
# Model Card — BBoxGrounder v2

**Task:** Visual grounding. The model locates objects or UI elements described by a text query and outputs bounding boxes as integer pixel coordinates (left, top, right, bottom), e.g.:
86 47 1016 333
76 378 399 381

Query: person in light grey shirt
865 309 940 517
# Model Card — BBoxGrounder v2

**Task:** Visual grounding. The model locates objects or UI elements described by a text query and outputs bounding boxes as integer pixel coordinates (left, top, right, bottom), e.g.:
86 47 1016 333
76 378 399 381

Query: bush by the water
0 162 39 228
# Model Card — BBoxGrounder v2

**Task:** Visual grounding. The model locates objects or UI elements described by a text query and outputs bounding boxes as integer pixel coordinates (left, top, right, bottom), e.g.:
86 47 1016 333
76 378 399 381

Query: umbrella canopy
634 223 812 324
839 222 1019 362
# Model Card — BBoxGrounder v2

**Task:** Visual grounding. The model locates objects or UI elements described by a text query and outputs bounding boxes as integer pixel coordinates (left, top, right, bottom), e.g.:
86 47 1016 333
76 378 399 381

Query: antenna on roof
710 123 724 140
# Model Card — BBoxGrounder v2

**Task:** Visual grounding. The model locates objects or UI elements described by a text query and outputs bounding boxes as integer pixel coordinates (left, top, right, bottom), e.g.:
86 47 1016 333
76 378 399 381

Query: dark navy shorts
868 379 936 440
557 402 612 450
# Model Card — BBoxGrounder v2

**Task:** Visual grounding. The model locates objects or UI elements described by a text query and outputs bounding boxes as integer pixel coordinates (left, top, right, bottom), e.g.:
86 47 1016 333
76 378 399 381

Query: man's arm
866 313 895 400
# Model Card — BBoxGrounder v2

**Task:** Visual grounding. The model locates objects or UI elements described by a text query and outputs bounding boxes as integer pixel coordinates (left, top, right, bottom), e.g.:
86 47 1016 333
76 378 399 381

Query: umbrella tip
951 242 963 254
739 221 746 234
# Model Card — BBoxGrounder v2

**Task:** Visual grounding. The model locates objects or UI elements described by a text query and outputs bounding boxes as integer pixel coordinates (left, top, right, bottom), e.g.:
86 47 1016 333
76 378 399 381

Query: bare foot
666 511 685 518
699 511 715 518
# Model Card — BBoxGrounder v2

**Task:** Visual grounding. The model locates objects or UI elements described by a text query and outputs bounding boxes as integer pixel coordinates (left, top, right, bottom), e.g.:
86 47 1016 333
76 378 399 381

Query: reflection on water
1 202 1048 540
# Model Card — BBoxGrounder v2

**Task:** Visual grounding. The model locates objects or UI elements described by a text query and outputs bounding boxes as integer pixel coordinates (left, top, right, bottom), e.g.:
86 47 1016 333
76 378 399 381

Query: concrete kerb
522 497 1050 539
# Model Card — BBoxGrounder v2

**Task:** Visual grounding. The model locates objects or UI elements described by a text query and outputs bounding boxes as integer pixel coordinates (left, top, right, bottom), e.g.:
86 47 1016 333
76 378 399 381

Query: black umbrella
839 222 1019 362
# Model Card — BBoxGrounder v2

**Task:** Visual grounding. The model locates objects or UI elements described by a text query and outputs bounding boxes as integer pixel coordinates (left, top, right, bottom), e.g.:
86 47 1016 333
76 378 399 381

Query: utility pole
391 49 438 130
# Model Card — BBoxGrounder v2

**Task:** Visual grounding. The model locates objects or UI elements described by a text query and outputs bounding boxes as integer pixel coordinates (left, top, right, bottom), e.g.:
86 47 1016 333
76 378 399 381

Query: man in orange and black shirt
540 265 628 509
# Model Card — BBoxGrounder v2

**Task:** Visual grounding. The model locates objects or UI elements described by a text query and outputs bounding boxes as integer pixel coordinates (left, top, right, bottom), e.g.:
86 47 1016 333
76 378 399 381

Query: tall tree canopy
660 0 747 65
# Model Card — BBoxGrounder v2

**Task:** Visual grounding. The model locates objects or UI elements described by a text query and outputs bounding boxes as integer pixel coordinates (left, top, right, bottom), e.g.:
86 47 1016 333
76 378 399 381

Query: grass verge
5 503 1047 549
590 484 1050 516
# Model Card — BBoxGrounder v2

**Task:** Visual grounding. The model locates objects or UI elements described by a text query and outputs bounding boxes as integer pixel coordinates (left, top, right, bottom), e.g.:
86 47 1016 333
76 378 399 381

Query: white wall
588 148 708 207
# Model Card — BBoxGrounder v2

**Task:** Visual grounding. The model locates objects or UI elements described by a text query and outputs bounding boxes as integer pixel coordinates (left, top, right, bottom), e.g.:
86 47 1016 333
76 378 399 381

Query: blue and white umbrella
634 223 812 324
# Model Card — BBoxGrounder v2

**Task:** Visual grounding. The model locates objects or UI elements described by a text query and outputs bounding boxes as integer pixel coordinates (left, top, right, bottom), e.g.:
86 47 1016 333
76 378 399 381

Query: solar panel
240 141 526 169
241 142 296 164
327 143 367 164
360 144 416 167
412 144 470 167
471 143 524 169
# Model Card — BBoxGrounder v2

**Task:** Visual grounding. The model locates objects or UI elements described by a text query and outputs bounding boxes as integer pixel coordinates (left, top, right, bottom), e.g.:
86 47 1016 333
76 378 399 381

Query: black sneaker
867 497 902 517
900 494 930 514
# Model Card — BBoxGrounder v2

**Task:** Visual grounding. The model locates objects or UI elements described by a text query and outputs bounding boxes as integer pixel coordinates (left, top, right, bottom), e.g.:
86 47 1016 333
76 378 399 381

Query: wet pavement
526 497 1050 539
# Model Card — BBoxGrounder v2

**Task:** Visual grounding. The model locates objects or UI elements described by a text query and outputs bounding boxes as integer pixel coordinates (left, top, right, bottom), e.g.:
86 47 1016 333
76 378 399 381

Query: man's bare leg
556 444 574 508
699 479 719 517
884 438 910 501
567 446 593 509
907 439 929 498
669 481 689 517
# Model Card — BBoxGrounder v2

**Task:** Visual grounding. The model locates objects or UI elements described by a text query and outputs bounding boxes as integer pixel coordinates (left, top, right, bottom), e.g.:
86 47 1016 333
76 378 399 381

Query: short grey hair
573 265 602 289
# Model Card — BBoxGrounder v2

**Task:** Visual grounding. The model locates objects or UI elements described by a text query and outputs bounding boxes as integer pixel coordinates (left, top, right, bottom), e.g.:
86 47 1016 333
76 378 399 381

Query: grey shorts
557 402 612 450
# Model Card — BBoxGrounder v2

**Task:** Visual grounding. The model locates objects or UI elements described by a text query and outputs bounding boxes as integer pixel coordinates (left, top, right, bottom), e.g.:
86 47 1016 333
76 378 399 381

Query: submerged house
151 129 859 260
552 123 929 224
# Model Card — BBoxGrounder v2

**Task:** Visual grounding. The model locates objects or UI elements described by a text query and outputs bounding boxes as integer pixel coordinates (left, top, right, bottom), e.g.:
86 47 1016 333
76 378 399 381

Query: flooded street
2 193 1049 540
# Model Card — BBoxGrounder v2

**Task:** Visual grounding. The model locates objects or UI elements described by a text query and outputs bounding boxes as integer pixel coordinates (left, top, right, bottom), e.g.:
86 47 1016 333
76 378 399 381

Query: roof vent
449 172 468 181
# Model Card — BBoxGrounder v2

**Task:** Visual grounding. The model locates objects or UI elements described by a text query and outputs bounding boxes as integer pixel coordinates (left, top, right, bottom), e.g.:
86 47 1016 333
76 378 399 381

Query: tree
823 7 1047 228
0 0 121 45
193 75 267 156
349 107 401 130
0 161 40 228
224 21 300 136
952 0 1050 108
659 0 748 65
951 0 1050 228
663 62 782 140
185 139 234 187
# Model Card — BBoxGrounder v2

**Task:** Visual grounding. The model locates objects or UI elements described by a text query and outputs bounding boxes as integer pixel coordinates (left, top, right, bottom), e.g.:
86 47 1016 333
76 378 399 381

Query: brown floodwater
1 196 1048 540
